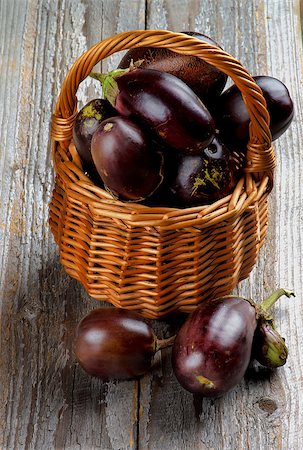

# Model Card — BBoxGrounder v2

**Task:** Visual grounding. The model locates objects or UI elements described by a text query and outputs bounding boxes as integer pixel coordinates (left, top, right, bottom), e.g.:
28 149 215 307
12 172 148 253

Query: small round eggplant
212 76 294 149
91 116 163 201
117 31 227 104
74 307 175 380
91 68 215 155
165 135 237 207
73 98 117 166
252 288 294 368
172 288 294 397
253 322 288 369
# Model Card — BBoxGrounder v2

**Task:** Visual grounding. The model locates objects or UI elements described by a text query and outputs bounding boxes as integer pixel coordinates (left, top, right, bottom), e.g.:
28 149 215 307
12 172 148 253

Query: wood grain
0 0 302 449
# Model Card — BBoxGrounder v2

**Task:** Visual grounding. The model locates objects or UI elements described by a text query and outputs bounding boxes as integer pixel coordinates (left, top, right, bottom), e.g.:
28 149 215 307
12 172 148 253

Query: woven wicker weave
49 30 275 319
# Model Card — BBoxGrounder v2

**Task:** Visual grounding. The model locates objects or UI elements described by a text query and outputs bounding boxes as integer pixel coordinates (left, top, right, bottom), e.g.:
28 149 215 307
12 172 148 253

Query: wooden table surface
1 1 302 449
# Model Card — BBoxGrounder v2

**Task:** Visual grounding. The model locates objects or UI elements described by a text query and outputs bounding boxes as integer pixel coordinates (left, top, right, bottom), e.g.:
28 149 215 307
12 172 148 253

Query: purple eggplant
172 289 294 397
91 68 215 155
117 31 227 104
74 307 175 380
165 135 237 207
211 76 294 150
73 98 117 167
91 116 163 201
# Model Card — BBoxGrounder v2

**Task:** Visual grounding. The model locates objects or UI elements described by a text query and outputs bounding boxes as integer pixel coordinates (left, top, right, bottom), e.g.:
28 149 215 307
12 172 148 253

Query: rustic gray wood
0 0 302 449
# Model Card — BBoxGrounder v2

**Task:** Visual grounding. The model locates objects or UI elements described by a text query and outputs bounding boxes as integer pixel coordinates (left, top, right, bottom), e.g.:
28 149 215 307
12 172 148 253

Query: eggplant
91 116 163 201
253 322 288 368
74 307 175 380
90 68 215 155
165 135 237 207
211 75 294 149
117 31 227 104
172 289 294 397
252 288 294 368
73 98 117 166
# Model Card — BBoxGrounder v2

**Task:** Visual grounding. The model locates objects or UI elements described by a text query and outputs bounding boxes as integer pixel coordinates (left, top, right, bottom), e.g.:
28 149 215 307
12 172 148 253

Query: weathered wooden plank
0 1 92 448
262 1 303 449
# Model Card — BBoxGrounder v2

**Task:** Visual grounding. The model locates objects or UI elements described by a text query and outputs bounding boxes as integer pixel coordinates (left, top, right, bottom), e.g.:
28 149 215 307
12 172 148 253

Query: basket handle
51 29 275 189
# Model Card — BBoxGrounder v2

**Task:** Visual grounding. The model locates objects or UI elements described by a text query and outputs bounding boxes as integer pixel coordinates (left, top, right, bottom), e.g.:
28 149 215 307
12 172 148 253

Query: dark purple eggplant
172 296 256 397
212 76 294 150
91 68 215 155
118 31 227 104
172 288 294 397
165 135 237 207
73 98 117 166
74 307 174 380
91 116 163 201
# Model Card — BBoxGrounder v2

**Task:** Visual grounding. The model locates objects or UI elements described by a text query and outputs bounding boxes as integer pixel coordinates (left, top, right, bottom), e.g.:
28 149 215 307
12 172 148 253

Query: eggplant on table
73 288 293 394
172 288 294 397
74 307 175 380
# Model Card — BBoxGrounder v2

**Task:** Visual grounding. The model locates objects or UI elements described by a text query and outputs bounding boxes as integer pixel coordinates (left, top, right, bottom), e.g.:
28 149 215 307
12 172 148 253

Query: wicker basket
49 30 275 319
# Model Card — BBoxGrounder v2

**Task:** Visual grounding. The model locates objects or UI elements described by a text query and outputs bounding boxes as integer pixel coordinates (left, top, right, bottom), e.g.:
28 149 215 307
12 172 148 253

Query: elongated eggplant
165 135 237 207
172 289 294 397
118 31 227 104
91 68 215 155
91 116 163 201
211 76 294 149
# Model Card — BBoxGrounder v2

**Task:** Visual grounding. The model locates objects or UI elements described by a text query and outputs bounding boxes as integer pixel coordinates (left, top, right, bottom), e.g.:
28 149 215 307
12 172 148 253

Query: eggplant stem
90 70 126 107
90 72 107 83
90 68 128 84
155 335 176 352
261 288 295 312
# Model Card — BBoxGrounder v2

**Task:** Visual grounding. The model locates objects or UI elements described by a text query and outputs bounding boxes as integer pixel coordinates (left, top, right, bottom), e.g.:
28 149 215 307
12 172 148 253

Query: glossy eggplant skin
172 297 257 397
112 68 215 155
91 116 163 201
212 76 294 149
73 99 117 166
165 135 236 207
118 31 227 104
74 308 156 380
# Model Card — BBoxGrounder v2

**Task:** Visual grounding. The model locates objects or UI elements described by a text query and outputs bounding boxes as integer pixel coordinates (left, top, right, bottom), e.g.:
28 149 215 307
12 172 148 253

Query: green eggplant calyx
90 68 128 107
